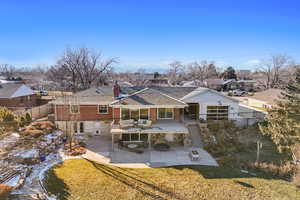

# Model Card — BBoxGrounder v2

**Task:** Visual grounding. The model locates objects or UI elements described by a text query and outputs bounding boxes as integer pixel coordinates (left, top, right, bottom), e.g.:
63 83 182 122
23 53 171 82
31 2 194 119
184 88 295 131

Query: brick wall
150 108 157 122
113 108 120 123
174 108 181 121
0 94 37 109
55 104 113 121
54 105 183 122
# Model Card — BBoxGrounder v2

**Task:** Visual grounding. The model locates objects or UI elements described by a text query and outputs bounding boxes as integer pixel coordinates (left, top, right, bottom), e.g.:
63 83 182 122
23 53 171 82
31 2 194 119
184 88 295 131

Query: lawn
44 159 300 200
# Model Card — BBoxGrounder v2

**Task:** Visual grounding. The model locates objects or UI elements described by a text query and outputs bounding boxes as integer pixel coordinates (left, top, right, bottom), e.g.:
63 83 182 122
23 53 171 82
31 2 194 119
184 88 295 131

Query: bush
0 184 13 199
292 166 300 187
25 112 32 122
245 161 298 180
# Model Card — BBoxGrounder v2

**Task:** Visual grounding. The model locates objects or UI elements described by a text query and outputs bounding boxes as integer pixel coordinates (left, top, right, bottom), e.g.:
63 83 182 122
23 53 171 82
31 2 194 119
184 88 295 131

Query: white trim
112 105 185 108
120 107 150 121
54 105 57 121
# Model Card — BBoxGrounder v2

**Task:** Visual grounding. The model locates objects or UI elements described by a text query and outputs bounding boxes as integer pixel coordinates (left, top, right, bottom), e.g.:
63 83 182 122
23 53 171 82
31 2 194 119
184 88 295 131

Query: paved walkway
188 125 203 147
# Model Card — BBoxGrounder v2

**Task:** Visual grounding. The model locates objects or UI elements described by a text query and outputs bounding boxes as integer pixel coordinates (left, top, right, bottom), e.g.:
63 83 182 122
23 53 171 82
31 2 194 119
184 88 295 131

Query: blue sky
0 0 299 72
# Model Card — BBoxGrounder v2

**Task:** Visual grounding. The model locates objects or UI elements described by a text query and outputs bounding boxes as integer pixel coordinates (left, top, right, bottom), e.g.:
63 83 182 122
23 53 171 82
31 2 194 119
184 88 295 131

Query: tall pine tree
259 69 300 161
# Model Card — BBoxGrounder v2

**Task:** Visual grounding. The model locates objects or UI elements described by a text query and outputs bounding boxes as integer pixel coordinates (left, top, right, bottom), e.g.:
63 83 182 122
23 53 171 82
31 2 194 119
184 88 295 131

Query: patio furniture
189 149 200 161
154 143 170 151
127 143 138 149
119 119 135 128
137 119 152 128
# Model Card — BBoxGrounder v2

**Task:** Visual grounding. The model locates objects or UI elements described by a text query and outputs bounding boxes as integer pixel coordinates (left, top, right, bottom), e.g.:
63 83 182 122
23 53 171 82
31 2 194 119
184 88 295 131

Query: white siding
183 90 239 120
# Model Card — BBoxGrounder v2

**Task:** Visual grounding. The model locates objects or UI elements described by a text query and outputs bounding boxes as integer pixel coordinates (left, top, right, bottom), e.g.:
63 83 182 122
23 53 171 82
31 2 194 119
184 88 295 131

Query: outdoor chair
137 119 152 128
119 119 135 128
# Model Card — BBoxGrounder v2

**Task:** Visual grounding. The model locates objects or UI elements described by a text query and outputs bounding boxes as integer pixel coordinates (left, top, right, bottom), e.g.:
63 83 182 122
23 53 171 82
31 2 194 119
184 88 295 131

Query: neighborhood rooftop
0 83 35 99
111 88 187 107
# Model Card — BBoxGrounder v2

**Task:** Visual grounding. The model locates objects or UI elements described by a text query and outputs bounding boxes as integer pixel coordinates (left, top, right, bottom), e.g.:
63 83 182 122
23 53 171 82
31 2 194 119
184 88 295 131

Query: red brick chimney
113 81 120 98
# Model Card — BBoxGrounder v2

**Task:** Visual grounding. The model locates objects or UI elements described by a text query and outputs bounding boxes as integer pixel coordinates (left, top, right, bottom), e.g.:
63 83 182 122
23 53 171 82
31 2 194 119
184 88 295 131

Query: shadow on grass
234 180 255 188
87 159 188 200
169 165 275 180
43 163 70 200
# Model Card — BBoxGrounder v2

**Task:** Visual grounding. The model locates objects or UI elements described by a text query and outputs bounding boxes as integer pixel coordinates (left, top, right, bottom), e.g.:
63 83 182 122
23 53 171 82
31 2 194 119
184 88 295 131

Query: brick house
51 83 250 149
0 83 37 110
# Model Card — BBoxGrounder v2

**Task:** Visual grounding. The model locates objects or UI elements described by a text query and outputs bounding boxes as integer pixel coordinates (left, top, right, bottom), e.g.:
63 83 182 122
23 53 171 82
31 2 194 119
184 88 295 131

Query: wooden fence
13 104 54 120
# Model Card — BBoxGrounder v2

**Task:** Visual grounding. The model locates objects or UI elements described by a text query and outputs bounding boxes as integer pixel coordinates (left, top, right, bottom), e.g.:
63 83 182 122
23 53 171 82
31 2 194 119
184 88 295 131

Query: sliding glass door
121 108 149 120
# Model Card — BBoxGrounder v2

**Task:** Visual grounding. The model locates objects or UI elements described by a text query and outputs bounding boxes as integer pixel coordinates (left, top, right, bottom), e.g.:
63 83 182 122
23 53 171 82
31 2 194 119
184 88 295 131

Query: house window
140 109 149 120
158 108 173 119
80 122 84 133
121 108 130 120
207 106 229 120
98 105 108 114
130 109 139 121
73 122 78 133
70 105 79 114
121 108 149 120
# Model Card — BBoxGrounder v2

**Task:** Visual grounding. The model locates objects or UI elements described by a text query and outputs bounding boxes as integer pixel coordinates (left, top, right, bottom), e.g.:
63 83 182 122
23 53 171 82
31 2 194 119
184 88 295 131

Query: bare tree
186 61 218 82
47 47 117 92
0 64 17 78
258 55 294 89
168 61 185 85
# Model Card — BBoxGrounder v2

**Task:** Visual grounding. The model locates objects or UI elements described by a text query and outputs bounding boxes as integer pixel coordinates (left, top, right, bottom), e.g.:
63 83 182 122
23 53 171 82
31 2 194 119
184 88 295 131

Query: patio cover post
112 134 114 152
148 133 151 150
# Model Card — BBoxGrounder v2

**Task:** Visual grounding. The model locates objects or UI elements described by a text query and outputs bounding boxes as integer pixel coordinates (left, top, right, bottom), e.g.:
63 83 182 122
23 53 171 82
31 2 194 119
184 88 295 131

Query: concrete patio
83 136 218 168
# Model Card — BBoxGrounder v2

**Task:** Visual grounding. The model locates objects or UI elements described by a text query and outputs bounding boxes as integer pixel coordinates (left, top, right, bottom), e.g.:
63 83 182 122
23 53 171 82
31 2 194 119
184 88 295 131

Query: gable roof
51 86 114 104
0 84 35 98
51 85 239 106
111 88 187 107
181 87 240 102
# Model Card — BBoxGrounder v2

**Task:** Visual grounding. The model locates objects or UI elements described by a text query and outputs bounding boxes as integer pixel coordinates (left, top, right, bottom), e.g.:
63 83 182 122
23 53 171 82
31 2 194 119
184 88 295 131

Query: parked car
39 90 48 96
232 89 246 96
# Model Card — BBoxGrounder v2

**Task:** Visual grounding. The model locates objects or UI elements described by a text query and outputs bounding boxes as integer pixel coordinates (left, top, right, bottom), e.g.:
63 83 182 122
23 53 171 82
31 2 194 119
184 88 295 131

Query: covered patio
110 120 189 151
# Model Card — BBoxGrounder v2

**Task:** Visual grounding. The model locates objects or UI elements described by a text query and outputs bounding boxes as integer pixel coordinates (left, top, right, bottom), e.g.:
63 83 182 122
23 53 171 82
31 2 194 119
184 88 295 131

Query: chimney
113 81 120 99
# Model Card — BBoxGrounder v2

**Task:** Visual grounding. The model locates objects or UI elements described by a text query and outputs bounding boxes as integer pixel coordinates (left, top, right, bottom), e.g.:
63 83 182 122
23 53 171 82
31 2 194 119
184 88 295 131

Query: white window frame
206 105 229 120
70 104 80 114
157 108 174 120
98 105 109 114
120 108 150 120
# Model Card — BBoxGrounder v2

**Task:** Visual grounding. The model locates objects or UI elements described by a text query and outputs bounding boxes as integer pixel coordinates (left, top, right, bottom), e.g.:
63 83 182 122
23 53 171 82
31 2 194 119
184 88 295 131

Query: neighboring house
0 77 24 84
143 78 170 87
0 83 37 109
51 84 256 149
237 80 257 91
203 79 224 91
181 80 204 87
222 79 238 91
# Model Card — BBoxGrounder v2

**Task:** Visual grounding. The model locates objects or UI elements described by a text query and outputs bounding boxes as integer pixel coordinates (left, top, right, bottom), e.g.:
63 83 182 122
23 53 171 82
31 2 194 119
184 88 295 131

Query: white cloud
244 59 261 66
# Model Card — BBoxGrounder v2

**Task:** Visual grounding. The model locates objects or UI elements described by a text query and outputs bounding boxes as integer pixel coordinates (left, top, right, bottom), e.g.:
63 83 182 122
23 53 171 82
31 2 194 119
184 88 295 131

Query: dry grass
44 159 300 200
0 184 13 200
